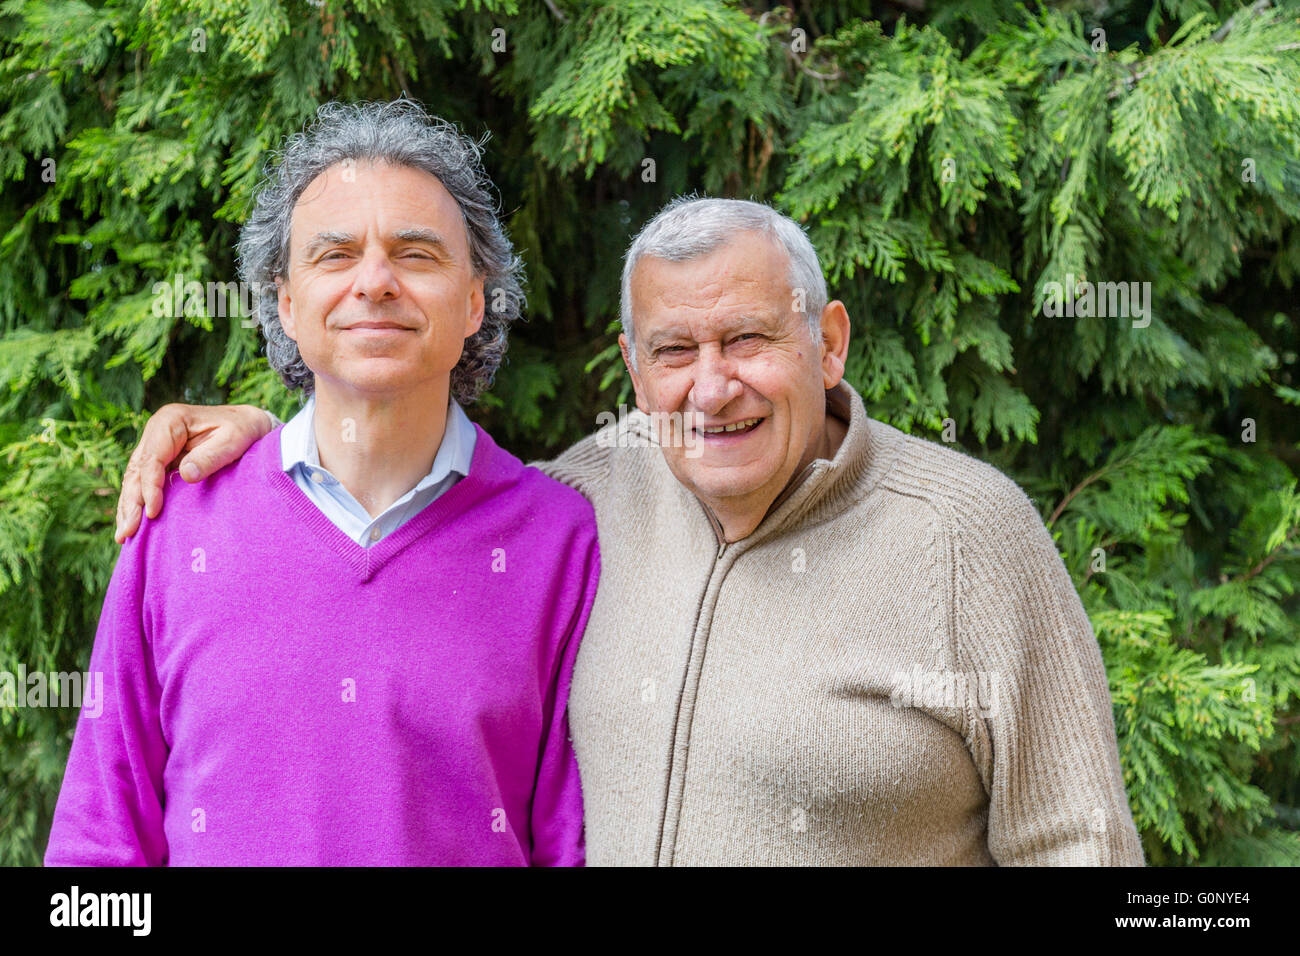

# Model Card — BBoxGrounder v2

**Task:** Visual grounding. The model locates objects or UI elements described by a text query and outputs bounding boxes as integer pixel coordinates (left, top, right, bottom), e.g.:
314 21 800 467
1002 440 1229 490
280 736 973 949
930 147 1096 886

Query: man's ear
618 333 650 414
819 300 851 389
465 279 486 339
276 276 297 341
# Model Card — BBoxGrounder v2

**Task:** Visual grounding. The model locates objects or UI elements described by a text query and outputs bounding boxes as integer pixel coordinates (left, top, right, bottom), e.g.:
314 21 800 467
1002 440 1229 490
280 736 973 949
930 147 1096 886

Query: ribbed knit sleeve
954 479 1146 866
44 532 169 866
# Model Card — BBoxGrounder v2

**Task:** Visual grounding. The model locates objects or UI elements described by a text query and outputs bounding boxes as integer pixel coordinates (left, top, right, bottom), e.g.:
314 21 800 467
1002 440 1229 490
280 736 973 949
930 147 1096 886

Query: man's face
620 231 847 523
277 160 484 398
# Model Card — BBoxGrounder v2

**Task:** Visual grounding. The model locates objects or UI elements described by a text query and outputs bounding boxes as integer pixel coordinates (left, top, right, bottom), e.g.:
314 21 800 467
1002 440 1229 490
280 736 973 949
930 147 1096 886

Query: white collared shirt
278 394 477 547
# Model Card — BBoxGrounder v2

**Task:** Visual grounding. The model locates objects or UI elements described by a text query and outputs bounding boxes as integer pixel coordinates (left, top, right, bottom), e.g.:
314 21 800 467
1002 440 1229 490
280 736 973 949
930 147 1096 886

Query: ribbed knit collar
685 379 902 551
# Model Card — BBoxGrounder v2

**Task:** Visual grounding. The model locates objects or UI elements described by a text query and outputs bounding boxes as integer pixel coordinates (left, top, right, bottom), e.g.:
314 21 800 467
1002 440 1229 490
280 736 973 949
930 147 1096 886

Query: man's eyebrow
300 228 453 259
391 228 450 249
645 328 690 349
301 231 354 258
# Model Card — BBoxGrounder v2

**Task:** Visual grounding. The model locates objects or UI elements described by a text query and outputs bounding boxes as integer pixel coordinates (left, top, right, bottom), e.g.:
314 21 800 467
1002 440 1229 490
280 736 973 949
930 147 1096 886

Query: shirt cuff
263 408 281 430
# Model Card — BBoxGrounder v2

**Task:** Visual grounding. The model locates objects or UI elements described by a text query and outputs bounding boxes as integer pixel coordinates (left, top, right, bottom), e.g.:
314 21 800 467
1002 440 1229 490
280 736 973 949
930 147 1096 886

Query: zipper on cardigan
656 531 727 866
657 409 845 863
661 473 814 861
699 498 728 554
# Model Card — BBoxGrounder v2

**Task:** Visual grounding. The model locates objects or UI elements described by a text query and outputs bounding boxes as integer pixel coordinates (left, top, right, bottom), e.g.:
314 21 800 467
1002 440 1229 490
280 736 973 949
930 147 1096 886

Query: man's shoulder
531 410 663 498
121 430 279 587
513 461 598 531
869 419 1045 533
865 421 1080 625
474 430 597 534
137 428 280 536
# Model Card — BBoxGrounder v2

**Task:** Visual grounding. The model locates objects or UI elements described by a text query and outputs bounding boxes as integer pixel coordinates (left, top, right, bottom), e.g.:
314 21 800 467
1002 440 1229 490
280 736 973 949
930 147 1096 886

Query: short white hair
620 196 828 368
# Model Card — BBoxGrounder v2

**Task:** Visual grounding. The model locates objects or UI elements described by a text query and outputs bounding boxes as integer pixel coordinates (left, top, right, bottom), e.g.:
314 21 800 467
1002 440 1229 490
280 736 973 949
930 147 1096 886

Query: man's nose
688 349 743 415
352 247 401 300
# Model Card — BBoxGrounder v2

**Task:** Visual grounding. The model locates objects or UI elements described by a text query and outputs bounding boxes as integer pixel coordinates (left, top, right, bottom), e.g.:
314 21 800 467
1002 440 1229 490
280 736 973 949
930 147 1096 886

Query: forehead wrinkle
640 258 789 323
291 162 468 249
643 284 776 325
650 269 768 309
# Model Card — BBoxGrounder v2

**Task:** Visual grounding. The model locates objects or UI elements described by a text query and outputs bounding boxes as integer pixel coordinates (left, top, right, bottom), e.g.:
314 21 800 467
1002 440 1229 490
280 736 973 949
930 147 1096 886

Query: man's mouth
695 417 765 438
344 321 413 331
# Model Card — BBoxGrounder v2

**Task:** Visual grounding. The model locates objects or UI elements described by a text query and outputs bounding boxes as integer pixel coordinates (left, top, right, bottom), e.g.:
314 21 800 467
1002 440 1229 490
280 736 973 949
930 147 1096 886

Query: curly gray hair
236 99 524 403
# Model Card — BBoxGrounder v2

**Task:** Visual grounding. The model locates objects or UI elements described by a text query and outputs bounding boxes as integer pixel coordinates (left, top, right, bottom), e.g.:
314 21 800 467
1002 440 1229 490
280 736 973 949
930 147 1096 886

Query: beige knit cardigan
536 380 1145 866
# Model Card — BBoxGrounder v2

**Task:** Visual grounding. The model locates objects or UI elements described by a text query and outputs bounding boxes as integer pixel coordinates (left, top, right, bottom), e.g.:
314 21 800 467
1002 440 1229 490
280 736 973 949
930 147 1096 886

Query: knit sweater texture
538 380 1145 866
46 423 599 866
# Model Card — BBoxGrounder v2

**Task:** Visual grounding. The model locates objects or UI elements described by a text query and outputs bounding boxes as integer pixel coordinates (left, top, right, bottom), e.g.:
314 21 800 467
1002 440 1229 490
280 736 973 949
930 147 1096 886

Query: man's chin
313 364 432 395
672 465 775 510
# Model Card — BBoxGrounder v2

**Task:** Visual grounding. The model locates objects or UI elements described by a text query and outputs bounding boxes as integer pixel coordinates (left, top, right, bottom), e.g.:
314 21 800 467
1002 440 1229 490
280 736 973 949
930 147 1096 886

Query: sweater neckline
262 421 501 582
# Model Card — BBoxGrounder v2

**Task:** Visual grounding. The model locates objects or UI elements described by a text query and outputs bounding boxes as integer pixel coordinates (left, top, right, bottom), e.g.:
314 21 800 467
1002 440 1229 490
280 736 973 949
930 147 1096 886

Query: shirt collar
280 393 477 487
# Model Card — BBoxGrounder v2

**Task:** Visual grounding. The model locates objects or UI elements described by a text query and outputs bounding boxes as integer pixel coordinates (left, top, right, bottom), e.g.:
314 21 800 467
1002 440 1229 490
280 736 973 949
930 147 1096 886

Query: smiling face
620 231 850 537
276 160 484 400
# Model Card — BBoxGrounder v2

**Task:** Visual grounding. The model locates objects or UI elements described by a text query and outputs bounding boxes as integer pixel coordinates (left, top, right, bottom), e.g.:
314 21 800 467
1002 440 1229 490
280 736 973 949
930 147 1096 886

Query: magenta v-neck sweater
45 423 599 866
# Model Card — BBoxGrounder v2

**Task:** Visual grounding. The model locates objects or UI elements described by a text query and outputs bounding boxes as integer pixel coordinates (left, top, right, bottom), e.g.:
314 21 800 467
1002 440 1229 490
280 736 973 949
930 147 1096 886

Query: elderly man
47 101 599 866
113 185 1144 865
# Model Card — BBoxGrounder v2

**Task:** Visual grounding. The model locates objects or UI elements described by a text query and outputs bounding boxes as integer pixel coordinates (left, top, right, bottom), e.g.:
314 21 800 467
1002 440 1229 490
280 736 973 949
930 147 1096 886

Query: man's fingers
146 407 200 517
138 453 167 520
115 499 142 544
177 413 263 481
113 405 192 539
112 403 260 543
115 463 141 543
177 442 238 484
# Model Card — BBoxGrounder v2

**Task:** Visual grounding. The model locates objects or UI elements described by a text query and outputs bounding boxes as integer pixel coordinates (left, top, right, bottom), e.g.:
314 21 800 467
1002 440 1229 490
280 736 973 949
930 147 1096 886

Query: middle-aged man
47 101 599 866
113 108 1145 865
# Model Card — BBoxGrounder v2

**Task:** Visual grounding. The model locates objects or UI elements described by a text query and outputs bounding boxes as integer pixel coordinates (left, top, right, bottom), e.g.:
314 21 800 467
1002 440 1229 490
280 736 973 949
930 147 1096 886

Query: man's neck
707 411 850 543
312 382 450 518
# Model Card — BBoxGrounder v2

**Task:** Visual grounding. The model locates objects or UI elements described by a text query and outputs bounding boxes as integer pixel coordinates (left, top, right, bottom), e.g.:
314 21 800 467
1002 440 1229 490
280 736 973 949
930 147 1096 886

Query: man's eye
658 346 687 355
731 333 762 344
320 251 349 261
